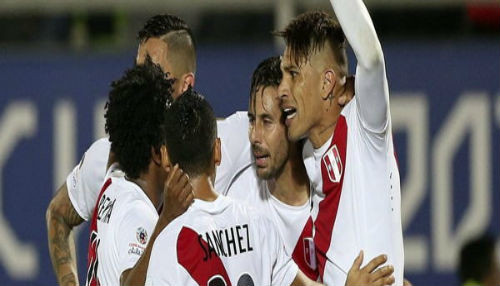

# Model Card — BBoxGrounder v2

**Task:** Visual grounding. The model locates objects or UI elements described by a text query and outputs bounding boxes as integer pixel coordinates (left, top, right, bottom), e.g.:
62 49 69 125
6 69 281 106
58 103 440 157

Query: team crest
136 227 148 245
303 237 317 270
322 145 343 183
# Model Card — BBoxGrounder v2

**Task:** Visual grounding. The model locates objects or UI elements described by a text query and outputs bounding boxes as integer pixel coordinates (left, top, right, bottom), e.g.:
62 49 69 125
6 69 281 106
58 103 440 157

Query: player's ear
151 146 162 167
160 145 172 172
214 138 221 167
321 69 336 99
181 73 195 93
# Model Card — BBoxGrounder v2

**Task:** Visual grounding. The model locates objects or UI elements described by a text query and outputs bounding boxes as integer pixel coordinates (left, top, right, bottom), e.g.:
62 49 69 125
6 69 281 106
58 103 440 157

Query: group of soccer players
46 0 405 285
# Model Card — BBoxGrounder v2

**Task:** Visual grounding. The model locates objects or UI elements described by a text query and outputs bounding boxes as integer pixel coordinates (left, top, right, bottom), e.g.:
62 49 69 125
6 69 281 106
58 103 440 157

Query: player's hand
345 251 395 286
158 164 194 228
338 75 355 107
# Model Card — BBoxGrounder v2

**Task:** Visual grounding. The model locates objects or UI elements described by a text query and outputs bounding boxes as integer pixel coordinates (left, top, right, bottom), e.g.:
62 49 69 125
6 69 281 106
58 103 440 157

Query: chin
287 129 303 142
256 169 273 180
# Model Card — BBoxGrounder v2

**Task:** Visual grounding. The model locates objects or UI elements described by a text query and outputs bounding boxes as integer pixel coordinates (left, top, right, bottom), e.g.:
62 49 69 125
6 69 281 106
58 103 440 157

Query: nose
278 79 290 100
249 123 262 145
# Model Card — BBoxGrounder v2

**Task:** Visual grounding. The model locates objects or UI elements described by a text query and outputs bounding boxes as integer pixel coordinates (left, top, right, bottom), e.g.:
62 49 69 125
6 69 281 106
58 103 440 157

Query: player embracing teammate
46 0 404 285
277 0 404 285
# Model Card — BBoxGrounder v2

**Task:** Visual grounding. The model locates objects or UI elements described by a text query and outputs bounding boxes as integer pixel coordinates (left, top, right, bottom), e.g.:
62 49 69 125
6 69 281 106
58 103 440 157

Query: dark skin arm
120 165 194 286
46 183 84 286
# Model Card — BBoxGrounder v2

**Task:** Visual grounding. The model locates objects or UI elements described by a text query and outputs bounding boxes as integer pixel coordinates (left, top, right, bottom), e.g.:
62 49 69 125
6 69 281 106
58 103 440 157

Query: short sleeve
146 226 180 286
115 201 158 273
66 137 111 221
215 112 252 194
266 218 299 286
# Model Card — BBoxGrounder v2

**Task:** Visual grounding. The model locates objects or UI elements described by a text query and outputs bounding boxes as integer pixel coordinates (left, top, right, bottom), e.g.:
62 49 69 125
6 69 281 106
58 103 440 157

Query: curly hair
104 59 174 179
164 88 216 177
275 11 347 75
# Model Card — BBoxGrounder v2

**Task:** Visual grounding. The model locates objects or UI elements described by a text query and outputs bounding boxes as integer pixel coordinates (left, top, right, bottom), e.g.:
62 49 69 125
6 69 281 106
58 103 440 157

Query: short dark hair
104 59 174 179
459 234 496 283
250 56 282 98
138 14 196 74
164 88 216 177
276 11 347 75
137 14 193 44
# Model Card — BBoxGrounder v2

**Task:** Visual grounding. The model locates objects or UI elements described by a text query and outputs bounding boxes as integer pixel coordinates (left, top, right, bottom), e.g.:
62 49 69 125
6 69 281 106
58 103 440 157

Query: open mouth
253 153 270 167
282 107 297 124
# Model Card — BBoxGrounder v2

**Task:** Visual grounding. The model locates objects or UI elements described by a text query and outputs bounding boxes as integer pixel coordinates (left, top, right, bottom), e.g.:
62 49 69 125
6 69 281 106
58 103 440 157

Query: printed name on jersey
198 224 253 261
96 194 115 223
322 145 343 183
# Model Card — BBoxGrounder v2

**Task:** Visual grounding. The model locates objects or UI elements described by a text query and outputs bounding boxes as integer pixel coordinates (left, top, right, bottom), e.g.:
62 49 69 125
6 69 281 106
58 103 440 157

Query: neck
268 148 309 206
309 84 351 149
131 173 162 210
190 174 218 202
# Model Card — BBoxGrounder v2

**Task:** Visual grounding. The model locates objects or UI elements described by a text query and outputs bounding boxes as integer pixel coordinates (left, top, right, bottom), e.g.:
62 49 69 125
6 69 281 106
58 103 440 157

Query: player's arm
47 138 110 285
46 183 84 286
120 165 194 286
330 0 389 133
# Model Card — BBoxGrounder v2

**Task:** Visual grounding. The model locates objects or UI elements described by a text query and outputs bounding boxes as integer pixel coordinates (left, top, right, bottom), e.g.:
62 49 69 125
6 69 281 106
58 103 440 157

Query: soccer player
84 61 195 286
145 88 394 286
46 14 197 286
277 1 404 285
221 56 361 280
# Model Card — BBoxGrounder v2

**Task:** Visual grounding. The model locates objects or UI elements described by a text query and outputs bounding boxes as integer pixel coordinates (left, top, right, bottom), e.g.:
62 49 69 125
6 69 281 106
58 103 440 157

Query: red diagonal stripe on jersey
314 115 347 279
292 216 319 280
177 226 232 286
86 177 112 286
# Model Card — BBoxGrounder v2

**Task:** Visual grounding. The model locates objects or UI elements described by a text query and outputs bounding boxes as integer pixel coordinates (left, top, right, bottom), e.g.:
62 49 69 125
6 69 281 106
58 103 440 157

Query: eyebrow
259 113 274 120
282 64 298 72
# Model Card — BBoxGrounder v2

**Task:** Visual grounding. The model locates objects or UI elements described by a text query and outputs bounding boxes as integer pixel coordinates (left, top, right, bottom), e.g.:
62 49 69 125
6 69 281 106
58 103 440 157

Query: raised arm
330 0 390 133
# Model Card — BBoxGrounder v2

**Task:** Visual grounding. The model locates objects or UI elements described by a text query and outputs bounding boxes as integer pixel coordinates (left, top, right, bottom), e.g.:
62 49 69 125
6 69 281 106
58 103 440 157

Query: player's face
248 86 289 179
136 37 183 98
279 47 323 142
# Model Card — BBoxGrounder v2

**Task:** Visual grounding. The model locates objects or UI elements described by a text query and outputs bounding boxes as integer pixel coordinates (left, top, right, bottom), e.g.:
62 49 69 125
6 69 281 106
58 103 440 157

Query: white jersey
225 165 318 280
145 195 298 286
302 1 404 284
85 164 158 286
66 112 250 221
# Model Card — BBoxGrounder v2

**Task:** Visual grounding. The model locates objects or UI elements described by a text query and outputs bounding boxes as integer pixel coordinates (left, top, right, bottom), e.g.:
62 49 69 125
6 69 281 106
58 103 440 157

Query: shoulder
88 137 111 153
109 178 157 222
217 111 249 133
82 137 111 166
340 97 357 121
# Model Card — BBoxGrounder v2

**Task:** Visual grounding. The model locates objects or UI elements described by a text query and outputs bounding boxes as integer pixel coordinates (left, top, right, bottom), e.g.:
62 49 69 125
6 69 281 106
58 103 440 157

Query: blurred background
0 0 499 285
